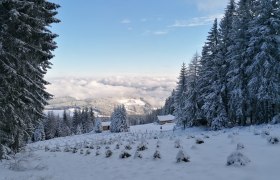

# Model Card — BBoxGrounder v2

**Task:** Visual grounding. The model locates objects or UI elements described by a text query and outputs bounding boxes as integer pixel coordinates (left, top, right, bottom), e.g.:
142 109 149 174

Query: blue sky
47 0 227 78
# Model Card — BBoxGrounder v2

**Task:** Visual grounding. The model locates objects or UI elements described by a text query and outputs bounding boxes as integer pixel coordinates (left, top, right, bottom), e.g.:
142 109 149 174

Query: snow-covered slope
1 124 280 180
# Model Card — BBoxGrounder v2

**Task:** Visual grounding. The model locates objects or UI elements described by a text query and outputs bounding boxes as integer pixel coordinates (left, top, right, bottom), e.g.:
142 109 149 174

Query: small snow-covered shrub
115 143 120 149
72 147 78 154
153 150 161 159
227 151 250 166
196 138 204 144
125 144 132 150
137 143 148 151
96 150 100 156
267 136 279 144
80 149 84 155
119 151 131 159
261 130 270 137
105 149 112 158
96 146 101 150
64 144 71 152
236 143 245 150
85 149 91 155
176 150 190 163
271 114 280 124
174 139 181 148
44 146 50 152
105 146 110 150
89 143 94 149
133 151 142 159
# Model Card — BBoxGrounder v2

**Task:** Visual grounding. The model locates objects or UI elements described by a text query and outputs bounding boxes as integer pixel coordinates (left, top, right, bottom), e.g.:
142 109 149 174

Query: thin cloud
153 30 168 35
46 76 176 107
169 14 223 28
121 19 131 24
185 0 227 12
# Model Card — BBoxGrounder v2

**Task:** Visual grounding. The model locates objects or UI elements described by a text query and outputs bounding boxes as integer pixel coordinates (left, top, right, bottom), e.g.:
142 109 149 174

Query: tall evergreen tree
227 0 255 126
198 19 221 128
184 52 201 126
0 0 60 158
110 105 128 133
174 63 188 128
246 0 280 123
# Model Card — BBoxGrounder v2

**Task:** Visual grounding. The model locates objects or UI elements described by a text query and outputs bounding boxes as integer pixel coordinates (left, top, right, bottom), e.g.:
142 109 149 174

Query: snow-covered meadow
1 123 280 180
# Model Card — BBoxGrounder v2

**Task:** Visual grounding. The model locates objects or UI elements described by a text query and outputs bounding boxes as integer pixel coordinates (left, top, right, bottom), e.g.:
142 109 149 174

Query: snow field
1 123 280 180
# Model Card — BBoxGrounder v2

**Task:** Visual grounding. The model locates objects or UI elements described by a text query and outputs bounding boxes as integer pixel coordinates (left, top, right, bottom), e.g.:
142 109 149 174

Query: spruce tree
110 105 128 133
174 63 188 128
246 0 280 123
184 52 201 126
227 0 255 126
0 0 60 158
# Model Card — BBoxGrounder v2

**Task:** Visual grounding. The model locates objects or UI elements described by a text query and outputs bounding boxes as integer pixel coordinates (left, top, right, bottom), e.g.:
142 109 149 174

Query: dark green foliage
0 0 60 158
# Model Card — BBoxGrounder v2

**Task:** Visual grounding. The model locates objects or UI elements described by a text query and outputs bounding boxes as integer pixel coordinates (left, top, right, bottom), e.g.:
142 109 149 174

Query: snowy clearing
1 123 280 180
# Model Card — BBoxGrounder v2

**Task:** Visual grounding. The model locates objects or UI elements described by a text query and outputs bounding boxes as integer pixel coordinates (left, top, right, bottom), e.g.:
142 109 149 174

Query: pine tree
216 0 236 125
162 90 176 115
95 118 103 133
61 110 71 137
184 52 201 126
0 0 60 158
110 105 128 133
227 0 255 126
72 108 81 134
246 0 280 123
33 122 45 142
44 111 57 140
198 19 220 127
174 63 188 128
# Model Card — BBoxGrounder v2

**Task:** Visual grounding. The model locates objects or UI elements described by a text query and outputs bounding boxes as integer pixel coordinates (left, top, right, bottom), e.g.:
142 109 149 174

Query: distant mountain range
46 96 156 116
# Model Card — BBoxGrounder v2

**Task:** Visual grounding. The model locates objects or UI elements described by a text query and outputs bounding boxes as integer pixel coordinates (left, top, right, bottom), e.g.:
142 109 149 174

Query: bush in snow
96 150 100 156
64 144 71 152
137 143 148 151
196 138 204 144
72 147 78 154
133 151 142 159
174 139 181 148
44 146 50 152
85 149 91 155
96 145 101 150
95 118 103 133
125 144 132 150
271 114 280 124
261 130 270 137
119 151 131 159
105 149 113 158
153 150 161 159
80 149 84 155
115 143 120 150
227 151 250 167
105 146 110 150
89 143 94 149
176 150 190 163
236 143 245 150
267 136 279 144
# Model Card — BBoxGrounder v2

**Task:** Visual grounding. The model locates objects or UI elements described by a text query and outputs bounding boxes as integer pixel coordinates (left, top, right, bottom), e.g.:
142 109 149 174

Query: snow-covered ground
1 123 280 180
